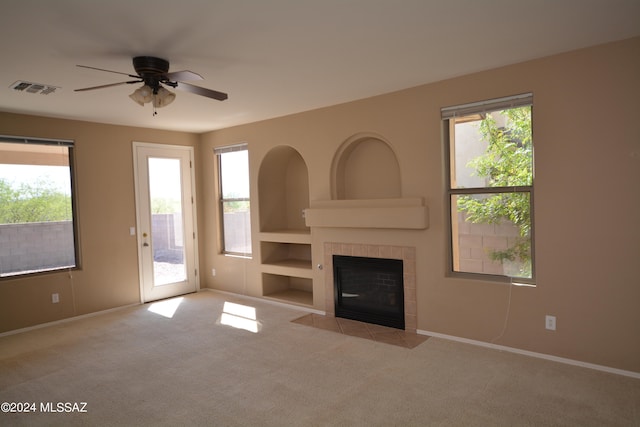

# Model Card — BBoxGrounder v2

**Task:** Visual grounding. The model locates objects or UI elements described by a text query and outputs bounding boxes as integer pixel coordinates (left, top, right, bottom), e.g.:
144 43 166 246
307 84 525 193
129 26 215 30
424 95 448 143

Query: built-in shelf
261 260 312 278
259 230 311 244
263 289 314 307
304 198 428 230
261 240 312 278
258 146 313 308
262 258 311 270
262 273 313 307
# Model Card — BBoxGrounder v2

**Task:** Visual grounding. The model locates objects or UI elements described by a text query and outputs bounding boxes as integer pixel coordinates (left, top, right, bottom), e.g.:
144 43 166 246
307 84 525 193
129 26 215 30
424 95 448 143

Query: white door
133 142 198 303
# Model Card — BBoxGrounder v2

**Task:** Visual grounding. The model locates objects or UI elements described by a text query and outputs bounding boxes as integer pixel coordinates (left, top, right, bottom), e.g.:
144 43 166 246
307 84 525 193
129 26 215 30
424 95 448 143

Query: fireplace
333 255 405 330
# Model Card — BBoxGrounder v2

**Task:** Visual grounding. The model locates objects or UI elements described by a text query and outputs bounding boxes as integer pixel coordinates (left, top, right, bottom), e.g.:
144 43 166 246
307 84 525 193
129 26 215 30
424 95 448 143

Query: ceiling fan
75 56 228 111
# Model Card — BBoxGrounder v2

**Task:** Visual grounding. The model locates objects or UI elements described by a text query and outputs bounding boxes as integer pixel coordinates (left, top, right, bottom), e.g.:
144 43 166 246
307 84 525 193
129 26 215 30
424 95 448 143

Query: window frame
442 94 536 284
0 135 81 279
215 143 252 257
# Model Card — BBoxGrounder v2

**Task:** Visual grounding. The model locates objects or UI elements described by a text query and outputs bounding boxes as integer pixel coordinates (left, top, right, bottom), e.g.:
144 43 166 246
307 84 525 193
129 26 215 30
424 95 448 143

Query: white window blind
0 135 73 147
214 142 248 155
441 93 533 119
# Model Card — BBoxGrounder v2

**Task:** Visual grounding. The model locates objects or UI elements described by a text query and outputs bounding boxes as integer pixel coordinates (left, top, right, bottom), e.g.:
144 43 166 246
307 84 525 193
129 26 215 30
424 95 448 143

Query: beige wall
200 37 640 373
1 37 638 373
0 114 198 330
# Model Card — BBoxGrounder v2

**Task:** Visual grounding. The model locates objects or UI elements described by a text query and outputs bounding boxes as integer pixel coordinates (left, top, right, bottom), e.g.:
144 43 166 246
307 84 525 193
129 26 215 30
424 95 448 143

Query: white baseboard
210 288 639 379
4 290 635 380
418 329 640 380
0 289 322 338
0 302 141 338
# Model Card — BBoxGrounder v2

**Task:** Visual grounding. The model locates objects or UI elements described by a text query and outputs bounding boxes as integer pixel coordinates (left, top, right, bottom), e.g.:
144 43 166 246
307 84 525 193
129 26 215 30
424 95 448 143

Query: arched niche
332 134 401 200
258 145 310 232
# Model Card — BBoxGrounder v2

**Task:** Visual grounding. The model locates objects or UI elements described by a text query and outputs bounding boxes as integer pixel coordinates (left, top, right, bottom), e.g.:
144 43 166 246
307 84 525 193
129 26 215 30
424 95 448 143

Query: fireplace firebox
333 255 404 330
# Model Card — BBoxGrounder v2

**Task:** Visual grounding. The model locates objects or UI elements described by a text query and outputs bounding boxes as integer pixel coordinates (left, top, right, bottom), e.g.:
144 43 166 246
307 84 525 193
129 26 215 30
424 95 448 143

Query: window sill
223 253 252 260
447 271 536 287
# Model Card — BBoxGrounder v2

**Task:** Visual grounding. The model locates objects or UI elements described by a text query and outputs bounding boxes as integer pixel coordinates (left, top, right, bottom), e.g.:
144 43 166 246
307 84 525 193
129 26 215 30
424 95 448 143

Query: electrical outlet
211 268 216 277
545 315 556 331
52 293 59 304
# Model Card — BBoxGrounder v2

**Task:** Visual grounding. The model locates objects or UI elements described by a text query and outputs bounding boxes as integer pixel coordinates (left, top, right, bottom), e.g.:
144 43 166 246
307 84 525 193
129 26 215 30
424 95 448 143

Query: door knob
143 242 149 247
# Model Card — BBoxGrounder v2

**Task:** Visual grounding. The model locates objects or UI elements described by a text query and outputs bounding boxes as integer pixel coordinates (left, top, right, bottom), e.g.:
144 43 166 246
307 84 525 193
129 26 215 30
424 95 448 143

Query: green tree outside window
457 106 533 278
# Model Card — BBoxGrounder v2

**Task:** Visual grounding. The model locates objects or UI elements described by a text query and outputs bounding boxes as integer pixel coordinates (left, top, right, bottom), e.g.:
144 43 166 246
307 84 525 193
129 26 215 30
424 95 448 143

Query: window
215 143 251 256
442 94 534 281
0 136 79 277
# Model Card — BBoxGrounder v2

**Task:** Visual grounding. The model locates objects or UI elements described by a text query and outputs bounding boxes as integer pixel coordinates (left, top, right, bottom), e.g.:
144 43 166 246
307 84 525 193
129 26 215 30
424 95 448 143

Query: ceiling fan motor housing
133 56 170 77
133 56 175 92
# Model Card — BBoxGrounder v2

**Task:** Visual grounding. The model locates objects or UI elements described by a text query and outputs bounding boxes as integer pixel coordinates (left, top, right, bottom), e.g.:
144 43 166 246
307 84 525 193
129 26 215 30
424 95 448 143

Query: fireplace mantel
304 198 428 230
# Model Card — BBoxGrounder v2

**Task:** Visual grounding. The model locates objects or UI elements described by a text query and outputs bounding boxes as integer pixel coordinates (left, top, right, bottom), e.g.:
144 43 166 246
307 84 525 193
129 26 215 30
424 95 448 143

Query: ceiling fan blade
164 70 203 82
74 80 142 92
76 64 139 79
174 81 228 101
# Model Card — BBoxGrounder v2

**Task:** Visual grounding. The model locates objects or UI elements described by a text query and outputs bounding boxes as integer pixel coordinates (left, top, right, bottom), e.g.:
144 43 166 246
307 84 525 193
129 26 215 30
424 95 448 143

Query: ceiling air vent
10 81 59 95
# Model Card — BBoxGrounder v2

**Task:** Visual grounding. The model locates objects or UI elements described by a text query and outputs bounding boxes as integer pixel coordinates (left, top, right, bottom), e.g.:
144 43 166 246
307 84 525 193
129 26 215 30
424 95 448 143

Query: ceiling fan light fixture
153 86 176 108
129 85 153 106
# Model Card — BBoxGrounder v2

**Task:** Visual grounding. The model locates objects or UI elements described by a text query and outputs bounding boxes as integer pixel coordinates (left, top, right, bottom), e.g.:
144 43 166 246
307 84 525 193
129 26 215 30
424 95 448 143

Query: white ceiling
1 0 639 133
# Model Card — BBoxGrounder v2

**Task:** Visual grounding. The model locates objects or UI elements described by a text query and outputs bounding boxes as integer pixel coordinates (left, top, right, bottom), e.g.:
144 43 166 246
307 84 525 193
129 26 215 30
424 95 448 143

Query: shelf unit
258 147 313 307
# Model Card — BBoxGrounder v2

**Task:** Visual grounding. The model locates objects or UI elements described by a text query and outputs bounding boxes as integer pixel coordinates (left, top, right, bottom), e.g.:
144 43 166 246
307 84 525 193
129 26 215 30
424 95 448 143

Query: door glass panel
148 157 186 286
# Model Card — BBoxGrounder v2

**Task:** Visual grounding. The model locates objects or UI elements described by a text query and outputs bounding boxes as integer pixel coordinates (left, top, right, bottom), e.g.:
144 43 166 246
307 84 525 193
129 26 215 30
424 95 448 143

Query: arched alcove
258 145 310 232
258 146 313 308
332 135 401 200
306 134 427 230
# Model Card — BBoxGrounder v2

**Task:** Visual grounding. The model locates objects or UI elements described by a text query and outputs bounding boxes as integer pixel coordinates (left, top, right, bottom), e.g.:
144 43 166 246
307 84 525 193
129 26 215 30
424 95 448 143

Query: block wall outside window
0 136 79 278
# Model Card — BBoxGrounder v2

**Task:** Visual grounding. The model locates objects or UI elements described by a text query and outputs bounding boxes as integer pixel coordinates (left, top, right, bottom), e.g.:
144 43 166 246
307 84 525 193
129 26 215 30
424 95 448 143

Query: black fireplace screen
333 255 404 330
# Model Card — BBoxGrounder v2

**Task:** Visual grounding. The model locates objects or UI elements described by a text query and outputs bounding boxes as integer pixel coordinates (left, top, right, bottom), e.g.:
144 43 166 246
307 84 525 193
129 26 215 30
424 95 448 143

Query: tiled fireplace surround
323 242 417 333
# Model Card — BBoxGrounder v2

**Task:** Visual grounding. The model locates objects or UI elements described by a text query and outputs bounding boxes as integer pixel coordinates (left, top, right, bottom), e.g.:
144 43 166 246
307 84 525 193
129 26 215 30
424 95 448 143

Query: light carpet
0 291 638 426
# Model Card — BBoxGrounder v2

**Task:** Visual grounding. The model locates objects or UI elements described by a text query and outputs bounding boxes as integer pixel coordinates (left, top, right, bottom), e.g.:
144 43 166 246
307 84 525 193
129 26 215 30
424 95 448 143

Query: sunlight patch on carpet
148 297 184 319
220 301 260 333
